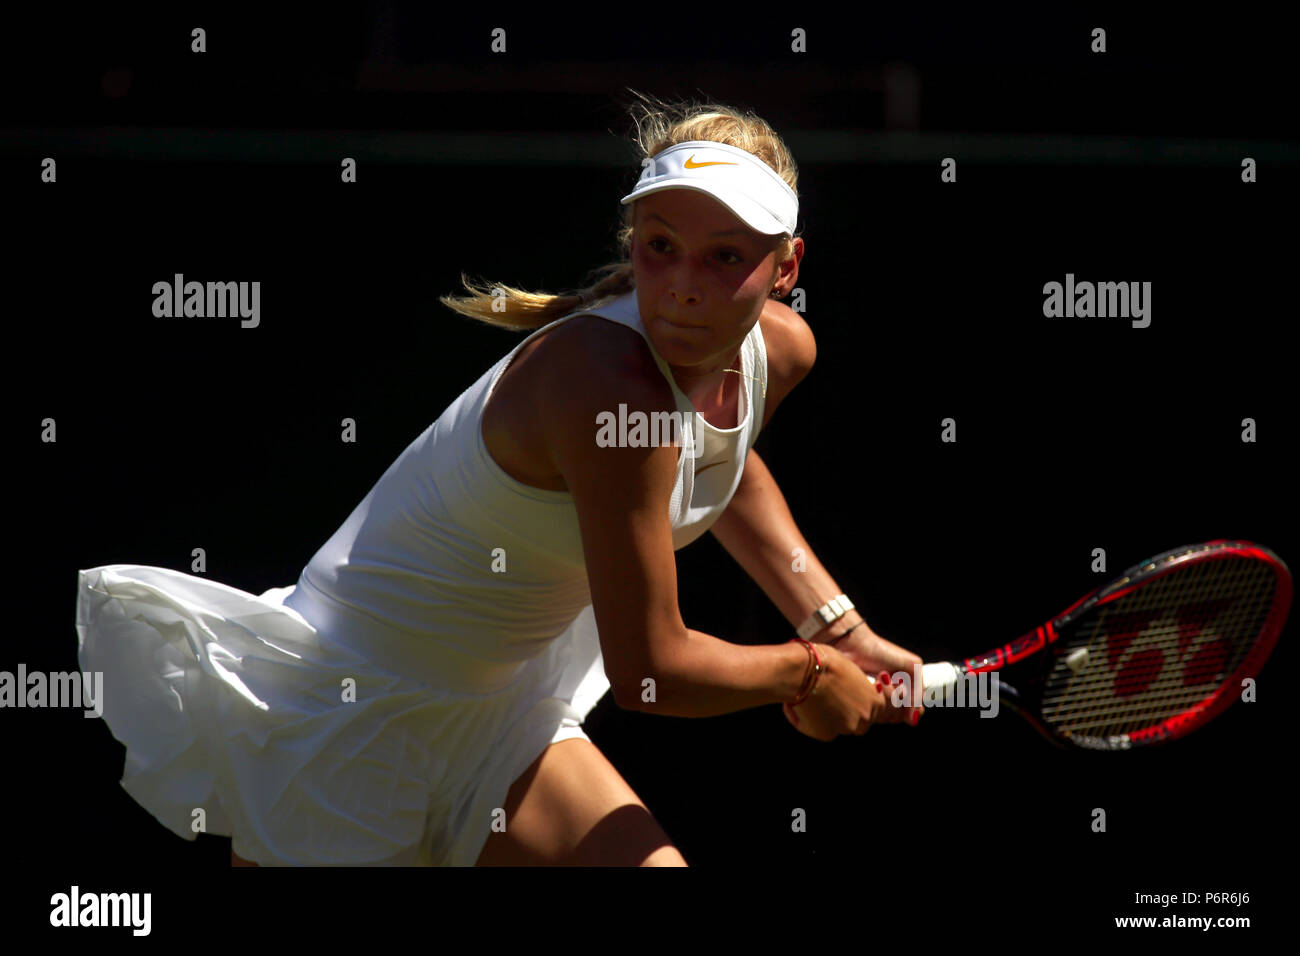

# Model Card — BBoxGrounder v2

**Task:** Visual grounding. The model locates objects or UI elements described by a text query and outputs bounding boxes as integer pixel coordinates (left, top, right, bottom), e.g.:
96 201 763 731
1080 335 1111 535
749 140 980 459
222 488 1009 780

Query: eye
644 236 745 264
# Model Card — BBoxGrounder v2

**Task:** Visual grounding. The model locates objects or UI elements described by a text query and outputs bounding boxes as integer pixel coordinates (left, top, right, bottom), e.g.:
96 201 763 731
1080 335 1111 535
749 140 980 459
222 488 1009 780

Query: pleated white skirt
75 565 610 866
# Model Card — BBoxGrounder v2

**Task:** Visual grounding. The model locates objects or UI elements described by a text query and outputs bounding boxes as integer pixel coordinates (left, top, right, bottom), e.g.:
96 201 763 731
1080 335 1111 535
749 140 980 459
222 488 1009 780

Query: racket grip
921 662 961 689
862 662 961 689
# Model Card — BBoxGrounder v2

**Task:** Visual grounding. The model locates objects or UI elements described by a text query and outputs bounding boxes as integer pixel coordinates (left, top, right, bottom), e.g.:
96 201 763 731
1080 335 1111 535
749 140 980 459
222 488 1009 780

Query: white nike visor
619 140 798 237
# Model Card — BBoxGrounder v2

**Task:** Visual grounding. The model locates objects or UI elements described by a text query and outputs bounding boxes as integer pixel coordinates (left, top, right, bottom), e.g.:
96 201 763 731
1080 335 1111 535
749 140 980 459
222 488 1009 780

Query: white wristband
795 594 854 640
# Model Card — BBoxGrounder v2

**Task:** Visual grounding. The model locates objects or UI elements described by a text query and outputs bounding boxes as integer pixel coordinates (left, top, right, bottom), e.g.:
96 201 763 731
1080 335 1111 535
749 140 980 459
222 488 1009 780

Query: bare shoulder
533 315 676 418
757 300 816 426
759 299 816 380
533 315 680 482
482 313 675 493
543 314 671 393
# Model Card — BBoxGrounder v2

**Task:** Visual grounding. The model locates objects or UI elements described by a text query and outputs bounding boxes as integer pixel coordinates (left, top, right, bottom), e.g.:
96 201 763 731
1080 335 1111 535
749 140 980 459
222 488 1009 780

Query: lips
660 316 705 330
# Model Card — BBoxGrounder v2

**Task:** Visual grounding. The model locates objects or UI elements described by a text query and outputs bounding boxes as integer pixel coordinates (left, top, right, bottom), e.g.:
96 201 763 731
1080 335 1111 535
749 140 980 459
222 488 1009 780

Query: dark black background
4 4 1294 940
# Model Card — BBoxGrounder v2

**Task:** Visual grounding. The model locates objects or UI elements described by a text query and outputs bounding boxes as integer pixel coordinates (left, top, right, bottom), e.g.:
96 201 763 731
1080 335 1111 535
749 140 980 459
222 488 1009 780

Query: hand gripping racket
899 540 1290 750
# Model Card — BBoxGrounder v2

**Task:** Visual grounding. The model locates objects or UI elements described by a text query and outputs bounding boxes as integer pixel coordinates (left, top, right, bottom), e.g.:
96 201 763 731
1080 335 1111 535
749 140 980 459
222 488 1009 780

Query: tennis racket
894 540 1290 750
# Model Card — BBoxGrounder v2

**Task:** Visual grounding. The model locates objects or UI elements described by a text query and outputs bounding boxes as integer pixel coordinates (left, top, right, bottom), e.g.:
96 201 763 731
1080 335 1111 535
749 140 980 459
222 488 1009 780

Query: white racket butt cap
921 661 961 689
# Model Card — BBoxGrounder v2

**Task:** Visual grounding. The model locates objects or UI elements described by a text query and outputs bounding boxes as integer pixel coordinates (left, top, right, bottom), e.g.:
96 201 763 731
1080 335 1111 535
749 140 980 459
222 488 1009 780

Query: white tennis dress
75 289 767 866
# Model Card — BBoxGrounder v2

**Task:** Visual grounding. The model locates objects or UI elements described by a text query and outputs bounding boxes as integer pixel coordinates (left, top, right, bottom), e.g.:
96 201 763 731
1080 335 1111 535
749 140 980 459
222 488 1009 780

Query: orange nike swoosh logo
683 156 738 168
694 458 731 476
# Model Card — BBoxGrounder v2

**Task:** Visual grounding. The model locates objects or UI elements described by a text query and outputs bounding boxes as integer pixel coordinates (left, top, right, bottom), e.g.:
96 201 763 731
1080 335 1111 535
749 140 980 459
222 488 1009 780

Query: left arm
710 449 924 713
710 447 858 639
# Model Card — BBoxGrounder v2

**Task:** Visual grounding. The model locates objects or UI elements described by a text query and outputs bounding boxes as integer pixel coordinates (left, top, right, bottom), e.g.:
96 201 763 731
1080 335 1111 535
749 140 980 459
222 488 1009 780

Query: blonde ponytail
438 90 800 331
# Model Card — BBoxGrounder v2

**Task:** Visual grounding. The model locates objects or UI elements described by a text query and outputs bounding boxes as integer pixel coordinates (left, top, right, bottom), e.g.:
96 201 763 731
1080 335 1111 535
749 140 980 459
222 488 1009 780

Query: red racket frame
950 540 1291 749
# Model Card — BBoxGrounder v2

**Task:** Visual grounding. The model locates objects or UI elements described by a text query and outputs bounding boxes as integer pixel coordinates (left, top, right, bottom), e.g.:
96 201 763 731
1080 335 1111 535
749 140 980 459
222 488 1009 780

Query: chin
650 323 710 352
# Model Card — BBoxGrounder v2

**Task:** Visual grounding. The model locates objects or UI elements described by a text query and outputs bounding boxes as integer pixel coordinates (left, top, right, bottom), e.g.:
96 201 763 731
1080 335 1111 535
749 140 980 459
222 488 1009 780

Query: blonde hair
438 90 801 331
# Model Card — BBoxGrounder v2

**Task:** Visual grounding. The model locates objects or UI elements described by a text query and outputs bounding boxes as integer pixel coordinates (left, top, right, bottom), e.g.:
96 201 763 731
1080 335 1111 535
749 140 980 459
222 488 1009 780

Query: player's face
630 190 781 383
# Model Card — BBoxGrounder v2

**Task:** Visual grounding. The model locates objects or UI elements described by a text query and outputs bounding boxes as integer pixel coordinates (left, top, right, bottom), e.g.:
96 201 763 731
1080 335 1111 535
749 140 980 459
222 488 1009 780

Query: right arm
541 325 851 720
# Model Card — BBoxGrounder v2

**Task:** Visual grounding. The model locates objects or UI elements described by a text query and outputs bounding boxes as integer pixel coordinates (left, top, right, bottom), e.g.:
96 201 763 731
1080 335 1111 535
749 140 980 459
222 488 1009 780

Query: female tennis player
75 93 925 868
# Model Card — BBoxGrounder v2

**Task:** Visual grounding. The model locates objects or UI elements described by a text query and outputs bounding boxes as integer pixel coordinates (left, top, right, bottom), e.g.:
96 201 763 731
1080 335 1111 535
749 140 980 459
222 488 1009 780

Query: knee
570 804 683 866
640 845 688 867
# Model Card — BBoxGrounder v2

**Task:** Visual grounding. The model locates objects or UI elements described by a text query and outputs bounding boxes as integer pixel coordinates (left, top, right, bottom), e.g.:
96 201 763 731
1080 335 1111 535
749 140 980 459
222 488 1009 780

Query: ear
772 236 804 295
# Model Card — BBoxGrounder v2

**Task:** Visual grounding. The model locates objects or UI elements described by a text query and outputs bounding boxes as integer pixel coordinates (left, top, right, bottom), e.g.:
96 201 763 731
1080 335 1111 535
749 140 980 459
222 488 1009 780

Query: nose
668 267 702 305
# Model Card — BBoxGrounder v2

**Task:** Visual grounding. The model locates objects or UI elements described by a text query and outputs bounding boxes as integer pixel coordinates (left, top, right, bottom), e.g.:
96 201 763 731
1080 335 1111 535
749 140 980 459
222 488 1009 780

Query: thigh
475 737 686 866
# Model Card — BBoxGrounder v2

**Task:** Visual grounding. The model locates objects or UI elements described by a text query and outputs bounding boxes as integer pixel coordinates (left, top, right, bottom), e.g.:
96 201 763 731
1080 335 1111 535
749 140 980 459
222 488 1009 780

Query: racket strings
1043 564 1271 735
1046 563 1270 727
1039 557 1276 739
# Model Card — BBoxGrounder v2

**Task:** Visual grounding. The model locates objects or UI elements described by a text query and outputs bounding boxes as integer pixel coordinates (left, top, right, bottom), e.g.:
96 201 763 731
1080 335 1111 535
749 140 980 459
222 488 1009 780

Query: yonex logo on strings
1103 599 1236 699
